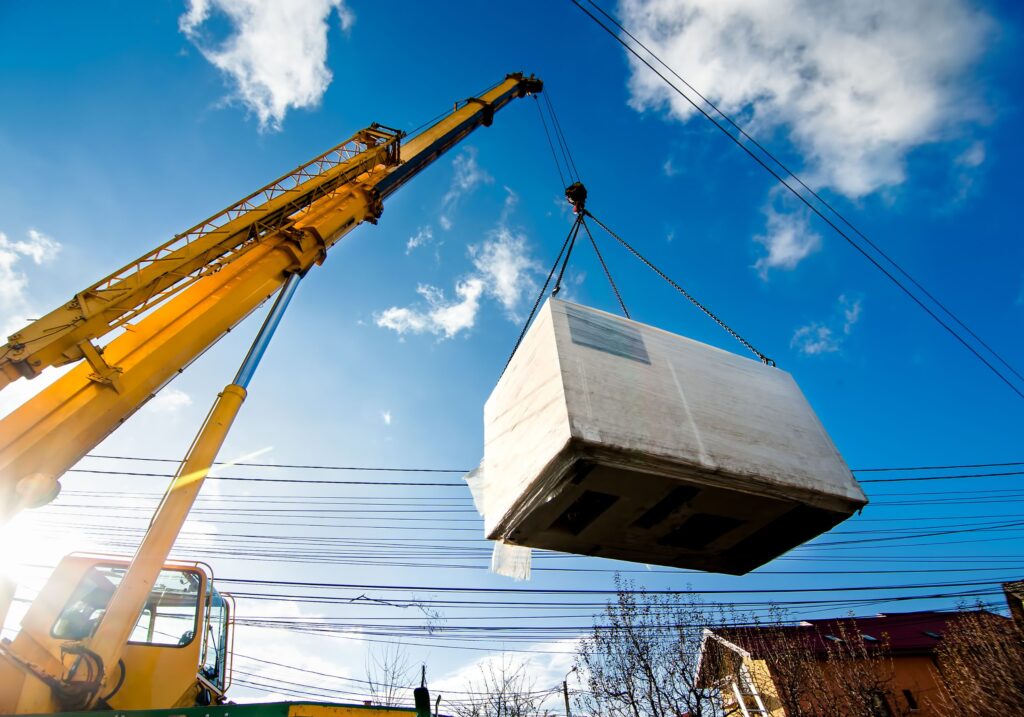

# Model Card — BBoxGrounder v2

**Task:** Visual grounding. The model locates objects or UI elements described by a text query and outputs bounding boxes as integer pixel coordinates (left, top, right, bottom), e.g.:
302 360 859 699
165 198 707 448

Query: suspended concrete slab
471 299 867 576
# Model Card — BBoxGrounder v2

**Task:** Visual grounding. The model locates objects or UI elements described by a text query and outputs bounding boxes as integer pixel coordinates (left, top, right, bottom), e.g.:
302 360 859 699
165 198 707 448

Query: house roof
711 610 1007 659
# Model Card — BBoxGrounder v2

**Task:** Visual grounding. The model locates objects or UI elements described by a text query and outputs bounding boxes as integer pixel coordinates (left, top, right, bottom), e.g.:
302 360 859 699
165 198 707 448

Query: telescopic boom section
0 72 542 520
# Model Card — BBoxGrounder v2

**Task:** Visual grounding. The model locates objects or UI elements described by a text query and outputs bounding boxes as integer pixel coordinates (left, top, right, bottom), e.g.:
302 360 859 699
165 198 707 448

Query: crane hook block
565 182 587 213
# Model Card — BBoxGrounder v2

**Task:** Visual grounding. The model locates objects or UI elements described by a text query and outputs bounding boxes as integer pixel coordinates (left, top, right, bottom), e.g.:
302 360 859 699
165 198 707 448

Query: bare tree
932 607 1024 716
739 612 906 717
821 621 905 717
738 609 836 717
574 576 728 717
451 655 554 717
365 641 415 708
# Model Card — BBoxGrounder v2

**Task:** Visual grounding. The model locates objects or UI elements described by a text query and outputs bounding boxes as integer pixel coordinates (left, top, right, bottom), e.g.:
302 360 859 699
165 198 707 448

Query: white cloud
662 157 679 177
753 204 821 278
840 294 862 334
375 279 486 339
433 640 580 714
792 294 863 356
791 324 839 355
951 140 987 202
621 0 992 200
471 226 540 317
179 0 353 131
0 228 61 336
405 226 433 254
146 387 194 413
439 148 492 230
956 141 986 169
228 598 362 702
377 192 540 340
381 410 392 426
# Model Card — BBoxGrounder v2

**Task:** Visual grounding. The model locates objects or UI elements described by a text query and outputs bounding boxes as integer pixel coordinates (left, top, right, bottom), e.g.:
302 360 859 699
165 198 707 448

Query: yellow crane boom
0 72 542 714
0 72 542 522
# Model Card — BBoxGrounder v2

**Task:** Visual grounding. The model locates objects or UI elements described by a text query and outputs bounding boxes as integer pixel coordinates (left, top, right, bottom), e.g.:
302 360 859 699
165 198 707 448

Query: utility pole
563 680 571 717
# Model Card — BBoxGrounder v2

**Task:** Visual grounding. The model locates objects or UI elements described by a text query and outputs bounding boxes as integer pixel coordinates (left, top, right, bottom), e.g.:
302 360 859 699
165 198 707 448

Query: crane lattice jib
0 126 401 386
0 72 541 522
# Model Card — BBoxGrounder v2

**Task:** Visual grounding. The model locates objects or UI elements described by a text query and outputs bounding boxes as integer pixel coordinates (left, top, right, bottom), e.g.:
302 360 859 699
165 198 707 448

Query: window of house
902 689 919 711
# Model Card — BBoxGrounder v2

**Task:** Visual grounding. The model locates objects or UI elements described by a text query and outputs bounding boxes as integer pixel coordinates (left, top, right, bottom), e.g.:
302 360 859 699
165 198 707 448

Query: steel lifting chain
580 217 630 319
585 210 776 367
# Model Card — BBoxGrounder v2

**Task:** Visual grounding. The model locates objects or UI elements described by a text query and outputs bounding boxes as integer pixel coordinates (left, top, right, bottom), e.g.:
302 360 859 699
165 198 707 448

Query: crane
0 72 542 715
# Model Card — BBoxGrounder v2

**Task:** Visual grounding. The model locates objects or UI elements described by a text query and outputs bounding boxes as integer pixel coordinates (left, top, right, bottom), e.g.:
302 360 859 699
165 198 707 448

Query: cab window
201 587 229 690
52 565 202 647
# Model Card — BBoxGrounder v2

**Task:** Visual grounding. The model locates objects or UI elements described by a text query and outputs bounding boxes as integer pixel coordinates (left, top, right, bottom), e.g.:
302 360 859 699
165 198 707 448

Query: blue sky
1 0 1023 708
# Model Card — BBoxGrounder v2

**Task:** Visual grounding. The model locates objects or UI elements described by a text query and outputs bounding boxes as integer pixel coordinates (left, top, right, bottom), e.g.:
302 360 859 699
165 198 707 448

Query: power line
78 453 1024 481
568 0 1024 400
577 0 1024 392
82 453 470 473
213 576 1014 596
66 468 464 487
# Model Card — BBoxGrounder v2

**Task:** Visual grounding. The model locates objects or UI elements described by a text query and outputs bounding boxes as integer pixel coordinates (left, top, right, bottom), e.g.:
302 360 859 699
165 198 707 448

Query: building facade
695 609 1010 717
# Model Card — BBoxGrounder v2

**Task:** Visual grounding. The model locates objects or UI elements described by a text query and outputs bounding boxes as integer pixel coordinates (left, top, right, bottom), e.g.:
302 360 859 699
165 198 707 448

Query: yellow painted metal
289 706 417 717
0 376 243 711
0 556 214 714
0 172 381 522
0 73 540 524
85 384 244 698
0 130 399 386
0 72 541 714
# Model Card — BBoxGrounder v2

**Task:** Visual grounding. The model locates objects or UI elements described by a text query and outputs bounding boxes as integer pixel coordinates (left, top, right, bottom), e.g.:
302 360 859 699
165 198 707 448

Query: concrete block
476 299 867 575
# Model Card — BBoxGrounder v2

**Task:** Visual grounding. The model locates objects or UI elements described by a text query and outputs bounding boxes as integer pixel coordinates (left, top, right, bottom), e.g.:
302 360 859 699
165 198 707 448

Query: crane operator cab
0 555 232 712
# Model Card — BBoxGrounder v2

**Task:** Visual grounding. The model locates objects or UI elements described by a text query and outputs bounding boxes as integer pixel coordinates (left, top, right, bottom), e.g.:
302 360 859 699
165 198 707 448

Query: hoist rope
530 85 764 363
533 96 568 188
535 89 629 316
544 91 582 182
570 0 1024 400
580 218 630 318
585 210 775 366
502 215 584 374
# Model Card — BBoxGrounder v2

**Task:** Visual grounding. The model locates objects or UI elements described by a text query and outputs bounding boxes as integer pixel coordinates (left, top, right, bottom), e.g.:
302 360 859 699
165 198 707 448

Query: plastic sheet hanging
465 465 533 580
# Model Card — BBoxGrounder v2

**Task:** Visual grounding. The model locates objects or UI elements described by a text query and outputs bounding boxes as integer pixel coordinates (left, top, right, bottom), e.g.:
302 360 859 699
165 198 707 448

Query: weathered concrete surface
478 299 867 575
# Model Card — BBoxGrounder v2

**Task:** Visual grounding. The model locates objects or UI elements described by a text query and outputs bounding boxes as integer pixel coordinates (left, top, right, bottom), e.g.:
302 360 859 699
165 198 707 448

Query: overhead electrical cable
568 0 1024 400
577 0 1024 389
76 453 1024 480
81 453 471 473
66 468 464 487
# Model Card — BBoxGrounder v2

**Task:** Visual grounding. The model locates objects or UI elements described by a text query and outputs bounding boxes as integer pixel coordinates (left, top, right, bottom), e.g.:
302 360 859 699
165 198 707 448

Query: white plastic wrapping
466 465 533 580
471 298 867 576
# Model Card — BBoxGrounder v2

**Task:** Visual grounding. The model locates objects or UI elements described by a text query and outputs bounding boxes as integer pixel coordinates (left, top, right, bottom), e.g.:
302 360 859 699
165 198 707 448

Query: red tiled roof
714 610 1007 659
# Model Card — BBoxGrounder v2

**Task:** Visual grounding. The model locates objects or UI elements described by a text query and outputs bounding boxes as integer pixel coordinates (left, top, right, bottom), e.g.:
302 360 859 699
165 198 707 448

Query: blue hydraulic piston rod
232 272 303 389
